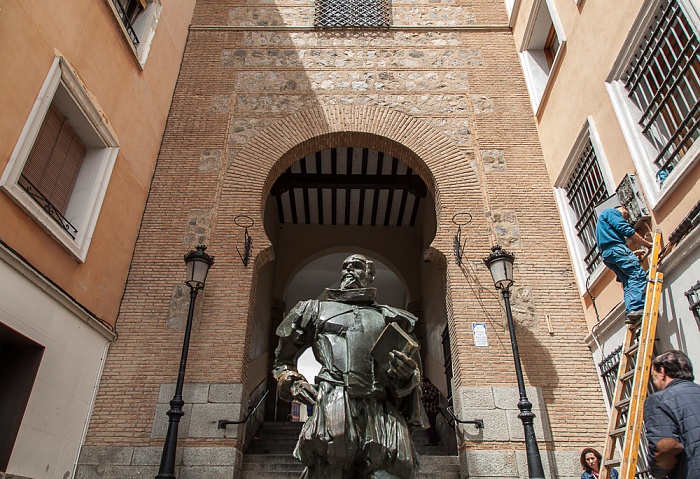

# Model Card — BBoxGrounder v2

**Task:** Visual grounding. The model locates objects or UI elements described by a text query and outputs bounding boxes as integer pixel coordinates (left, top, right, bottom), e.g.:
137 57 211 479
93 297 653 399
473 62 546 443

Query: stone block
457 386 495 409
456 408 509 442
179 466 235 479
182 447 237 466
461 449 518 477
209 383 244 403
75 465 159 479
166 284 204 330
481 149 506 172
492 386 541 410
506 408 546 442
183 209 211 247
472 94 495 114
77 446 133 465
151 403 193 438
210 95 232 113
189 403 242 438
199 149 223 171
158 383 210 404
131 447 166 466
529 449 581 478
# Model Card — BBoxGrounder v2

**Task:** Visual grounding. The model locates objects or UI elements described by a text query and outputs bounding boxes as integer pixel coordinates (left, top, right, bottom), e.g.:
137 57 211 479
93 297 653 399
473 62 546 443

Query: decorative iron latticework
315 0 390 28
686 280 700 324
18 175 78 239
112 0 141 47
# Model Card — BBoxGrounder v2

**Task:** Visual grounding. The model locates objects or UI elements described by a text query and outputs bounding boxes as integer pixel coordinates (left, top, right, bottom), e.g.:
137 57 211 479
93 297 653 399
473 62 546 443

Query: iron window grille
685 280 700 324
599 342 656 478
623 0 700 184
112 0 143 47
565 138 609 274
315 0 390 28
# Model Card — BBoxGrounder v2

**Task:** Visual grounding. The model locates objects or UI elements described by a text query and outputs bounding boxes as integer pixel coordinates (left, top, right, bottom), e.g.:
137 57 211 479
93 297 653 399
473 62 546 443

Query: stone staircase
241 422 461 479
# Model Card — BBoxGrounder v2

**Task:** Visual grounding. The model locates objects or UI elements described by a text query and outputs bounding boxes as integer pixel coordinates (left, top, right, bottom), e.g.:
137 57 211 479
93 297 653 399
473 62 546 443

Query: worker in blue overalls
596 204 653 322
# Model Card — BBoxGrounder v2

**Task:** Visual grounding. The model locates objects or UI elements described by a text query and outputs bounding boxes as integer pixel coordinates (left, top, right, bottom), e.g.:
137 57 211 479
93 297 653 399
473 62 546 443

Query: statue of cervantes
273 254 424 479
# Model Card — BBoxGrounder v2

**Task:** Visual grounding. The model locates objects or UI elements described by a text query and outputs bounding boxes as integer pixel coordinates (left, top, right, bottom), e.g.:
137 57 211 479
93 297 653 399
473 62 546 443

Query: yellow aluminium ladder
600 230 664 479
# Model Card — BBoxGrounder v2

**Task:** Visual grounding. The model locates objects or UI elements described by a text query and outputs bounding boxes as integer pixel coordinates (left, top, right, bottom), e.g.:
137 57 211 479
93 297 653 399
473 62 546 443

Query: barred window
564 138 609 274
624 0 700 184
315 0 390 28
111 0 145 47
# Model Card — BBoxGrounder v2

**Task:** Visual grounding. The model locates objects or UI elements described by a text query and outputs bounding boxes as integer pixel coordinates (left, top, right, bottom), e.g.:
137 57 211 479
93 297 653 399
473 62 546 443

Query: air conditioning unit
594 174 650 229
616 174 650 228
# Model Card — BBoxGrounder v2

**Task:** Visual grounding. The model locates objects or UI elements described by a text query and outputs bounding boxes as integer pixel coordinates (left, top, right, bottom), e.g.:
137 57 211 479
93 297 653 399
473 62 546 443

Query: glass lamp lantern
483 245 515 290
184 245 214 290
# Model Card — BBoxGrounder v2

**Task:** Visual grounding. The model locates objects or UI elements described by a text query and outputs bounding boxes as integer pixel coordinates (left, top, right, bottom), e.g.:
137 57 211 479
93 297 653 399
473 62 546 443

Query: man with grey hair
273 254 423 479
644 350 700 479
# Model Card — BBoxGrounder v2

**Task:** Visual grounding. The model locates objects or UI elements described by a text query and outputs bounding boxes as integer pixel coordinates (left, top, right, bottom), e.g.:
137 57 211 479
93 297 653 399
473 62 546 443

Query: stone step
240 453 461 478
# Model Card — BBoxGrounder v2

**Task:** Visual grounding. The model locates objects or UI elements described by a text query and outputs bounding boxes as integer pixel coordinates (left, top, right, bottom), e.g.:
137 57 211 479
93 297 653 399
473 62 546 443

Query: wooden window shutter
22 105 86 214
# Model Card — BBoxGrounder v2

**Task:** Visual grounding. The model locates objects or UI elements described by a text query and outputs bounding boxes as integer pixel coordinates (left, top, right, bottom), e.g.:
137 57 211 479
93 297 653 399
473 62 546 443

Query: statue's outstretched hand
387 350 418 382
290 380 318 406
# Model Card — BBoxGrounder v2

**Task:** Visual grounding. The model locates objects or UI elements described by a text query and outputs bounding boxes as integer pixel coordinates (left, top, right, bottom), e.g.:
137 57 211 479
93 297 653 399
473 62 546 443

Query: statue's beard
340 273 365 290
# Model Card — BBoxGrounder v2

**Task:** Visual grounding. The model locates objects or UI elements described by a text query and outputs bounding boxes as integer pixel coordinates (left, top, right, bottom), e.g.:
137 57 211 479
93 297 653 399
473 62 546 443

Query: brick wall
79 1 608 477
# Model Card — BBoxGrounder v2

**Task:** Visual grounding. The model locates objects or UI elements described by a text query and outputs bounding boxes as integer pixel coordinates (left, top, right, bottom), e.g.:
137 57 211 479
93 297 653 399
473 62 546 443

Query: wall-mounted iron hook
452 212 472 266
234 215 254 267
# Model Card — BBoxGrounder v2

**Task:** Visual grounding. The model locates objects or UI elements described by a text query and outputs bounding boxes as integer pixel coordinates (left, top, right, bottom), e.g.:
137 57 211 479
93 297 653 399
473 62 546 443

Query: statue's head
340 254 376 290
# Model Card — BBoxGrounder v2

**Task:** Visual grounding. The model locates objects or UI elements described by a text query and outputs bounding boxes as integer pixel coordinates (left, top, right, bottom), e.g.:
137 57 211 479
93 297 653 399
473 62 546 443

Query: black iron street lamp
483 245 545 479
156 245 214 479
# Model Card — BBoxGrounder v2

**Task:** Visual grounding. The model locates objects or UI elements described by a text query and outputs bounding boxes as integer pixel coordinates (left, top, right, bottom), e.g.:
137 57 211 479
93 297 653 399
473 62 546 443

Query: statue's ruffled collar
324 287 377 304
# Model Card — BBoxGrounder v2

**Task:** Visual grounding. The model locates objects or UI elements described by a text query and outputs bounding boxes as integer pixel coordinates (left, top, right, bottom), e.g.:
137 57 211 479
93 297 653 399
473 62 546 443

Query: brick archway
216 103 483 268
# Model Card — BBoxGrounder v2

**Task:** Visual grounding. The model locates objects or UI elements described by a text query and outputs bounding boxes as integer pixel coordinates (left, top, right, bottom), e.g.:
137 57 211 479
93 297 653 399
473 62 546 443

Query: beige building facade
511 0 700 472
0 0 194 477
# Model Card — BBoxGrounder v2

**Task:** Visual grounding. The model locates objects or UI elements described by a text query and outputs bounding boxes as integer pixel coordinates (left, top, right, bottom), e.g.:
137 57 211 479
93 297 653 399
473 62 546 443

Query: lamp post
156 245 214 479
483 245 545 479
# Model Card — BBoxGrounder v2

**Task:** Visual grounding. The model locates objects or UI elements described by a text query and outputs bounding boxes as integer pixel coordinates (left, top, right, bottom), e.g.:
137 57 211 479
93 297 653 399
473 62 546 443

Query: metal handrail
217 389 269 429
444 405 484 429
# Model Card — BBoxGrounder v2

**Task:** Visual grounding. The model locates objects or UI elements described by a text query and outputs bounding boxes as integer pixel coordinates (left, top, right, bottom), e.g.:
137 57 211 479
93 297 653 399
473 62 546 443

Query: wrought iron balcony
112 0 141 47
19 175 78 239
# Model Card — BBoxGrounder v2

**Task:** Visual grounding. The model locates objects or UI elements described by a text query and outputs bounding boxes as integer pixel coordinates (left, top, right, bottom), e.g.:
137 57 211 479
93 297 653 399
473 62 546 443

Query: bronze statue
273 254 424 479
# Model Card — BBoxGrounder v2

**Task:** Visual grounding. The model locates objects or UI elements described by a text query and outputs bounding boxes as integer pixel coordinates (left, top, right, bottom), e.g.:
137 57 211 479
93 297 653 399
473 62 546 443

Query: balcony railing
112 0 141 47
19 175 78 239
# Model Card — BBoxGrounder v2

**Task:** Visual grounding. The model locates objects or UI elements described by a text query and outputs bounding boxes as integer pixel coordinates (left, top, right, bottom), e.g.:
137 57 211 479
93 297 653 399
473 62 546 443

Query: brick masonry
77 0 609 477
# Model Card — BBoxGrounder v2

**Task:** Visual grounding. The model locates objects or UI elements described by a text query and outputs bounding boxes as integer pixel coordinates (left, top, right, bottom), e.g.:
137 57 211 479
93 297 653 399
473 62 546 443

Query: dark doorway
0 323 44 471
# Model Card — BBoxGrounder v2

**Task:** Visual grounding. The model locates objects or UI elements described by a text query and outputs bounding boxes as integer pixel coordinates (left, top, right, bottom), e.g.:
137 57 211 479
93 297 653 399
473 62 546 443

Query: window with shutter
1 56 119 261
17 106 86 237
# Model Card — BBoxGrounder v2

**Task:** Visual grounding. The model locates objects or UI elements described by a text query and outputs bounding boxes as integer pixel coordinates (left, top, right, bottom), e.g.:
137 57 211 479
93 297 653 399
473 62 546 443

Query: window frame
553 118 616 295
1 56 119 262
518 0 567 116
606 0 700 210
106 0 163 68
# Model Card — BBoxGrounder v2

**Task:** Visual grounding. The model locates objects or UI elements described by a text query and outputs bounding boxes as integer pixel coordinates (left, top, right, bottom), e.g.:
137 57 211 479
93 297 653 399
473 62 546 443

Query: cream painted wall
0 254 111 479
0 0 195 324
511 0 700 328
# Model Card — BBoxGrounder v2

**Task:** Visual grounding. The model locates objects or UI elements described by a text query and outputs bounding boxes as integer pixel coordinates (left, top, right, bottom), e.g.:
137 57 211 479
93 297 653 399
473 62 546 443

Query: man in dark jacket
644 350 700 479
